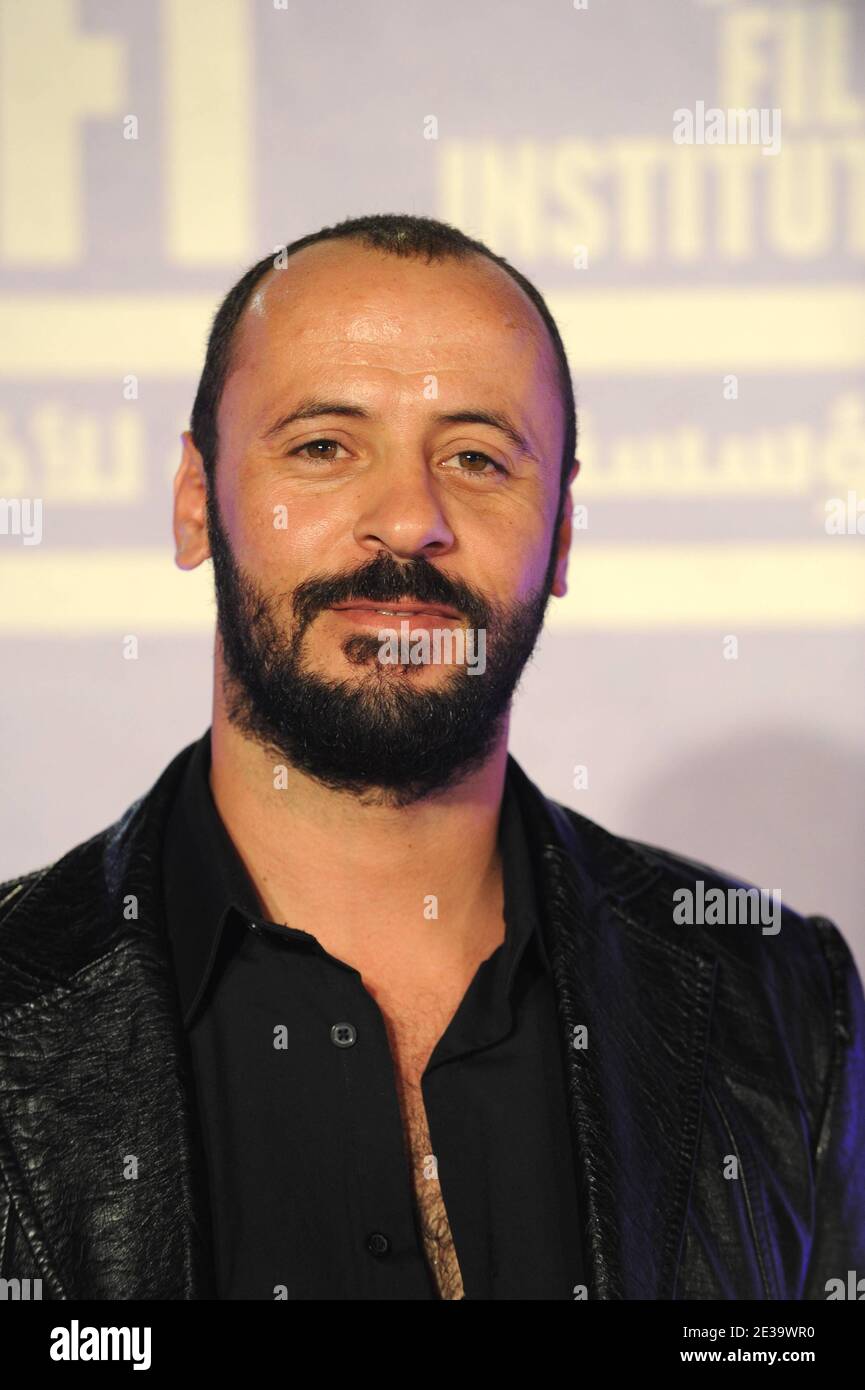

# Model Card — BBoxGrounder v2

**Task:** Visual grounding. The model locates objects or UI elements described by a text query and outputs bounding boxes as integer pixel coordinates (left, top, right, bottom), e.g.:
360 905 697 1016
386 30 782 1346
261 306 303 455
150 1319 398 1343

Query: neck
207 679 510 985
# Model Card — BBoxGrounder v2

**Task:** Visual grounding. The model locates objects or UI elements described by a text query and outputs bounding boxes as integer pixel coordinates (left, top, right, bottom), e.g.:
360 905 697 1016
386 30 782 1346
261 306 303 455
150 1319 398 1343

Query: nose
352 468 455 562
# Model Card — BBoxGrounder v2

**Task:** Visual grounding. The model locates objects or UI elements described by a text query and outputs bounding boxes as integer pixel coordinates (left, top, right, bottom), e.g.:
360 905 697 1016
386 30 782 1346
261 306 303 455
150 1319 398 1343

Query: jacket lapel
508 756 718 1299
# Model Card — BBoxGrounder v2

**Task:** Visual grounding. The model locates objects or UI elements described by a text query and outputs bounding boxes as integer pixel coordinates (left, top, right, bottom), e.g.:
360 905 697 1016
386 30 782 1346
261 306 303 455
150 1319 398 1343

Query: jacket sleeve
801 916 865 1299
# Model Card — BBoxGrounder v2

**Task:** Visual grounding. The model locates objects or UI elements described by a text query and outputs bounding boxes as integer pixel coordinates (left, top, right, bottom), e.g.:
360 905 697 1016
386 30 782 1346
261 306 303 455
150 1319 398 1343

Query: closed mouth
329 601 462 621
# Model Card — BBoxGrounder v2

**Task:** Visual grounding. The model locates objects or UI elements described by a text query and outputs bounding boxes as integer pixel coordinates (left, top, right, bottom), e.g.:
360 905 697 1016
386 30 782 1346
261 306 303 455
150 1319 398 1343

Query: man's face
177 240 573 806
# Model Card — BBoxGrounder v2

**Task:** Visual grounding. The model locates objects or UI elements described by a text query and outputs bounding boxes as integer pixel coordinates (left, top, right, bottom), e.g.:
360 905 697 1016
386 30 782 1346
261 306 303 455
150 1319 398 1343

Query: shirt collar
161 728 552 1029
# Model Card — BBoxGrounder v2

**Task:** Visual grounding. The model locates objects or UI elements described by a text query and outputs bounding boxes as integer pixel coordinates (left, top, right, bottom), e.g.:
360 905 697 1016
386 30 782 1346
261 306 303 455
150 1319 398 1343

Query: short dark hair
190 213 577 520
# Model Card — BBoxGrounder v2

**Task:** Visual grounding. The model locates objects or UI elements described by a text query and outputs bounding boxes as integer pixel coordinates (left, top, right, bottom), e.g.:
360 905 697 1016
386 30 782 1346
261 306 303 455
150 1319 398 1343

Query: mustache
291 554 490 629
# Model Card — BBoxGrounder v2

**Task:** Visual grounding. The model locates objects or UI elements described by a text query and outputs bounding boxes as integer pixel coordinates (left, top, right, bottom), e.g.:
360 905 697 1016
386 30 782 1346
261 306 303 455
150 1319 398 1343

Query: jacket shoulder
0 863 56 926
0 817 120 926
0 817 137 1013
548 793 835 962
618 829 841 968
0 741 195 1014
540 793 847 1036
542 794 862 1128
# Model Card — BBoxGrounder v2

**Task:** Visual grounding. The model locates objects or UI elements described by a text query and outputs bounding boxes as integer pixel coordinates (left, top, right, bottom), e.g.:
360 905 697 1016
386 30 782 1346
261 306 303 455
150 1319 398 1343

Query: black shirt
161 728 584 1299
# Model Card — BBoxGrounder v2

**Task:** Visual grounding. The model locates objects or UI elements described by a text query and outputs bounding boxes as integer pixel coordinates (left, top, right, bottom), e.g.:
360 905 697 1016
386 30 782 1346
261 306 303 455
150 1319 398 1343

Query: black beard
205 488 556 808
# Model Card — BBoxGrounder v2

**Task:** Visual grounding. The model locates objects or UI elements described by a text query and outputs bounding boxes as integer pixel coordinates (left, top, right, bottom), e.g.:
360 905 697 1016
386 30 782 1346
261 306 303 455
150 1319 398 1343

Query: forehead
223 240 563 444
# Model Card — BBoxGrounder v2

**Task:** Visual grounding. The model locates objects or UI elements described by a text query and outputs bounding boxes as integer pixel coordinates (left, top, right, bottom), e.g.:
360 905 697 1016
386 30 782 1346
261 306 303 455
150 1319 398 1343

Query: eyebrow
259 397 539 460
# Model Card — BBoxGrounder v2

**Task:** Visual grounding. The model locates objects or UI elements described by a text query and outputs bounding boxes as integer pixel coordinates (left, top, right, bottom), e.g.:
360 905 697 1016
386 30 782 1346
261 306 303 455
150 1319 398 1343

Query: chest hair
380 999 467 1300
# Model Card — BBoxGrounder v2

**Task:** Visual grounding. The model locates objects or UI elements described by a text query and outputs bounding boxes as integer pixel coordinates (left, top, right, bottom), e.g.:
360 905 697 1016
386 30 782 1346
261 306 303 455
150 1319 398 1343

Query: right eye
288 438 349 462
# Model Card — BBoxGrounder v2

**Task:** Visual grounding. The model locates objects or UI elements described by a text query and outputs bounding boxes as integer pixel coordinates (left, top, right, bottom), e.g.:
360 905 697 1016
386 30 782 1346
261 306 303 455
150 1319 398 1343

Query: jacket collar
0 739 716 1300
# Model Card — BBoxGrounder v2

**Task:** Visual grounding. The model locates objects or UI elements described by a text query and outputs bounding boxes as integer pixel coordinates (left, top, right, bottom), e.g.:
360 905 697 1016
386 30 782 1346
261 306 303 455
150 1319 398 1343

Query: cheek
213 471 290 582
240 481 350 578
470 517 550 605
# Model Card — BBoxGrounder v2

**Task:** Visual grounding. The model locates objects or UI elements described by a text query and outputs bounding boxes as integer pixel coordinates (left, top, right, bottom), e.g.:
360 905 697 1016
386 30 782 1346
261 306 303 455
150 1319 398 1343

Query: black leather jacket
1 738 863 1300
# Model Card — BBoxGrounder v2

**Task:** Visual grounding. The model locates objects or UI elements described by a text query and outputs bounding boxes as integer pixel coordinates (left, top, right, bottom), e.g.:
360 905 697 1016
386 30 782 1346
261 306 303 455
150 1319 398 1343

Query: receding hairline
223 236 564 405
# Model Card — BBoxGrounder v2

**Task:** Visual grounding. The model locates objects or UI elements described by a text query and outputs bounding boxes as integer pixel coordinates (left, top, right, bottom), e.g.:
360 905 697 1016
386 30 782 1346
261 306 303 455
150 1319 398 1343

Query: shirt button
366 1232 391 1257
330 1022 357 1048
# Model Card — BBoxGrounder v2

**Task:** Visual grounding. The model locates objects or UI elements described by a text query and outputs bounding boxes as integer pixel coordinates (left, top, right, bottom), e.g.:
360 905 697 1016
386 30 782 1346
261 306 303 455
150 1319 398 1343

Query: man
0 214 863 1301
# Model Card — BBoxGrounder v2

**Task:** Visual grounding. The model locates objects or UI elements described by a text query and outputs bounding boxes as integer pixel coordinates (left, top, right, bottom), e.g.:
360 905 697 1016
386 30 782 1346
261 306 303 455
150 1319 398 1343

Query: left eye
442 451 503 476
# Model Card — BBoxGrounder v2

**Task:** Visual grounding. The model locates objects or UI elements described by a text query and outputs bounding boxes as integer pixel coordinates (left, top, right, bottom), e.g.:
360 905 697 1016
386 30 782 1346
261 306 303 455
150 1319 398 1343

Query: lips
330 601 462 621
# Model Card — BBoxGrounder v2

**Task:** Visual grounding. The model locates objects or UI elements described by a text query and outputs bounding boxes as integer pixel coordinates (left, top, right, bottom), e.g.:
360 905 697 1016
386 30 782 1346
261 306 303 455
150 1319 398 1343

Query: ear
550 457 580 598
172 431 212 570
